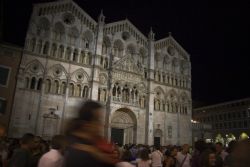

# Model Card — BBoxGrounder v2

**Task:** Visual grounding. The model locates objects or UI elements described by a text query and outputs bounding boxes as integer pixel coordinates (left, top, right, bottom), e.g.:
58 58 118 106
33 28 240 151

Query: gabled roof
155 35 190 59
105 19 148 41
34 0 97 25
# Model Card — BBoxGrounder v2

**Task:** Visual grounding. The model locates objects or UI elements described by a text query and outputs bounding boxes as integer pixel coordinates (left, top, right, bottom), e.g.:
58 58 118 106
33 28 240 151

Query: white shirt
176 152 191 167
220 150 228 161
151 150 163 167
38 149 64 167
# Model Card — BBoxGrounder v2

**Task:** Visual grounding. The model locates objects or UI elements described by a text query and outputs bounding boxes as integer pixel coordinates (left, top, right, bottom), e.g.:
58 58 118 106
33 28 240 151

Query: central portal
111 128 124 146
110 108 137 144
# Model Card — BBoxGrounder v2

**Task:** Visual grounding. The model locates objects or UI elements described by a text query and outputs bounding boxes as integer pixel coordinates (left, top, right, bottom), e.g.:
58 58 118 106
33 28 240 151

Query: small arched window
51 43 57 57
54 80 60 94
37 40 42 54
61 82 66 95
85 41 89 49
66 47 71 61
73 49 78 62
82 86 89 98
69 83 74 96
30 38 36 52
76 84 81 97
43 41 50 55
37 78 43 90
30 77 36 90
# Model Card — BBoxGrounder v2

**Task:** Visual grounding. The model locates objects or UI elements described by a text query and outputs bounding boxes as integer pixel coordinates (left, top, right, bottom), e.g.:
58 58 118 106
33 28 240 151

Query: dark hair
195 139 207 153
66 100 103 134
140 149 150 161
121 150 132 162
227 140 237 153
200 149 215 167
155 145 161 150
216 142 223 147
21 133 34 144
78 100 103 122
51 135 66 150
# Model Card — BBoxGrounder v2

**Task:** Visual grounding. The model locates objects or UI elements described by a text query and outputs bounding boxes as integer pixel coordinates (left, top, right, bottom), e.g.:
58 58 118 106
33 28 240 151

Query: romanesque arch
110 108 137 145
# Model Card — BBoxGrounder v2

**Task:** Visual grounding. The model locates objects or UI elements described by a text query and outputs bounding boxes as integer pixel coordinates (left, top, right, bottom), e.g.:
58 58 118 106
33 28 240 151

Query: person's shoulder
116 162 135 167
176 152 181 156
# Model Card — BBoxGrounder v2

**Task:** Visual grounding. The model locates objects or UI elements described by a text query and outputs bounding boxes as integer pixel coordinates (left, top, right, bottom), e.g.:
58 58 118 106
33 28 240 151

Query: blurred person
164 146 178 167
224 140 237 167
230 139 250 167
200 149 217 167
176 144 192 167
137 149 151 167
215 142 228 161
38 135 67 167
6 138 20 161
8 133 35 167
116 150 135 167
30 136 43 167
151 145 163 167
64 100 116 167
191 140 207 167
40 139 50 153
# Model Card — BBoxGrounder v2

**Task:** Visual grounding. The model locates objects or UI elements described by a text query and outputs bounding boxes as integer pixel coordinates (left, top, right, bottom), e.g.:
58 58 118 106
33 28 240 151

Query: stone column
145 28 155 145
77 50 81 63
70 48 74 61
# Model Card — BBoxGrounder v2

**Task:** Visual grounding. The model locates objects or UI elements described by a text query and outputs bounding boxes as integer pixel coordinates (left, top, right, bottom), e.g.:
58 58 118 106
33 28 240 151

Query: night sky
3 0 250 107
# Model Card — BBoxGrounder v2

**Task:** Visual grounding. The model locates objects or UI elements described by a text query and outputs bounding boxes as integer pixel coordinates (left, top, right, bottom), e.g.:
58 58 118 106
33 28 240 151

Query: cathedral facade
9 0 192 145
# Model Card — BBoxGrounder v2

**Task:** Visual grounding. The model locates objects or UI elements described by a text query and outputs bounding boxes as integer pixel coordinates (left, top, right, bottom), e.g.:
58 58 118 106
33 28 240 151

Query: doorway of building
154 137 161 146
111 108 137 144
111 128 124 145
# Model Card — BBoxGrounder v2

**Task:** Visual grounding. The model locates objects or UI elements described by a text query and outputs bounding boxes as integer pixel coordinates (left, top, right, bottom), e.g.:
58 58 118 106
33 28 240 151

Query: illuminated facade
9 0 192 145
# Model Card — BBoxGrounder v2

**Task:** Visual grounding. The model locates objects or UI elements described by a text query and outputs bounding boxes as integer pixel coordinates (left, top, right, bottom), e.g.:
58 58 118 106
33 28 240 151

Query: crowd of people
0 100 250 167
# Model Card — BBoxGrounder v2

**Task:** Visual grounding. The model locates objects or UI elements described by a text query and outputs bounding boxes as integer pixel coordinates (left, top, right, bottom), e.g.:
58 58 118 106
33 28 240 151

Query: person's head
121 150 132 162
20 133 35 150
154 145 161 151
201 149 216 167
140 149 150 161
51 135 67 154
215 142 223 153
227 140 237 153
182 144 190 154
195 139 207 153
33 136 42 150
66 100 103 137
231 139 250 167
170 146 178 157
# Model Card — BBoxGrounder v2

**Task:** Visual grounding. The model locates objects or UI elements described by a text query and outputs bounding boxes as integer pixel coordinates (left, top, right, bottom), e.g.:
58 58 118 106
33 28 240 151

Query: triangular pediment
113 55 142 74
155 36 190 60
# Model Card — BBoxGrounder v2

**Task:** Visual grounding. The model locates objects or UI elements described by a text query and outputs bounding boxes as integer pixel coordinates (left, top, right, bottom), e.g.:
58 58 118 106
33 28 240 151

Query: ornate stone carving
122 31 130 41
53 67 63 77
62 12 75 25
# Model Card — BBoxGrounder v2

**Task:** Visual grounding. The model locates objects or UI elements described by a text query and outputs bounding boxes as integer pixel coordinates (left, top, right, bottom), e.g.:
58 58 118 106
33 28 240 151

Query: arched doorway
111 108 137 145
